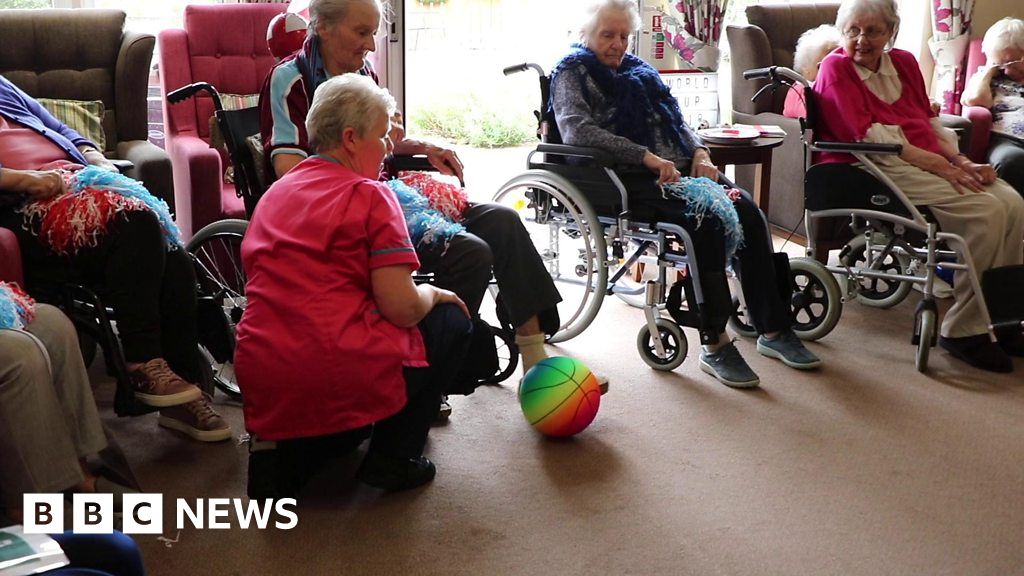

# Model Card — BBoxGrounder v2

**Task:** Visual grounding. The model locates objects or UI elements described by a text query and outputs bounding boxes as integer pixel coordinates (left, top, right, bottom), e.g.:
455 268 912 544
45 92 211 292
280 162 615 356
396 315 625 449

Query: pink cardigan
813 48 943 164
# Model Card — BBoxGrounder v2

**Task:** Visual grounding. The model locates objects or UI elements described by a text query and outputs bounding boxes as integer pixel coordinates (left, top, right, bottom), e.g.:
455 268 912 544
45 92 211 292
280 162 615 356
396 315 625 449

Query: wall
971 2 1024 39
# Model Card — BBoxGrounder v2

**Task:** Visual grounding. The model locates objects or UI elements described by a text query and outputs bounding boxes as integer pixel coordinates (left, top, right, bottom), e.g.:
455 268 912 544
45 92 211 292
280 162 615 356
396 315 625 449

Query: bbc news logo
22 494 298 534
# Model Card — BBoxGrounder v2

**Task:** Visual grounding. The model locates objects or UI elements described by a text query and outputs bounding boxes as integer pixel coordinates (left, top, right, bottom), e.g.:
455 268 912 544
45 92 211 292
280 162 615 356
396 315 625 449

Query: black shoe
356 453 436 492
248 446 303 500
939 335 1013 373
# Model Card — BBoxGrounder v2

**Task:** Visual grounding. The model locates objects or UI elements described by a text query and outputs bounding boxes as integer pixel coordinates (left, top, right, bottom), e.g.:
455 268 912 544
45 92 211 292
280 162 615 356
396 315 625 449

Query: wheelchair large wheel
841 234 914 309
636 318 687 371
789 257 842 341
493 170 608 343
187 219 248 400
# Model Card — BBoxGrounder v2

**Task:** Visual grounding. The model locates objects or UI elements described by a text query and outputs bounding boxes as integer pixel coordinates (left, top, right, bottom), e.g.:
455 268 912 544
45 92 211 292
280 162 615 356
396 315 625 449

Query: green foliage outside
0 0 51 8
410 92 535 149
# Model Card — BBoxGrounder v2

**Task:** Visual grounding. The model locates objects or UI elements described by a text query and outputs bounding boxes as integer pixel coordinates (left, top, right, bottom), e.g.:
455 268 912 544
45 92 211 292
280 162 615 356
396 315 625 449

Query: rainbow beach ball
519 357 601 437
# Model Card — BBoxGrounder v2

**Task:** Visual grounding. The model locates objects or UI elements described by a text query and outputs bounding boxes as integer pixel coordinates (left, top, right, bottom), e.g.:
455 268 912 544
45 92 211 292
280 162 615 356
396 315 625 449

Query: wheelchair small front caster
912 302 938 373
636 318 687 371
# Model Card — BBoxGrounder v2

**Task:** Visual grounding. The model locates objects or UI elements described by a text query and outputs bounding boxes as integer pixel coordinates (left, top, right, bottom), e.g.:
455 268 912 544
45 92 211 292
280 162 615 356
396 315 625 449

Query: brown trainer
129 358 202 407
158 395 231 442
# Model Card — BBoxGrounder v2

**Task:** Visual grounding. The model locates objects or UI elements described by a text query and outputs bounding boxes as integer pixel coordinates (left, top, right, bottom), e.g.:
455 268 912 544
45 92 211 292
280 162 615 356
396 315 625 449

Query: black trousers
266 303 471 462
632 186 791 337
417 203 562 334
0 208 201 382
989 135 1024 196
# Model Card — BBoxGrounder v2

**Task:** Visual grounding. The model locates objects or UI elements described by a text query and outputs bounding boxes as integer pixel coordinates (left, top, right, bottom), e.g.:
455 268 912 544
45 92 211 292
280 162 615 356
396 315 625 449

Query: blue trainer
699 342 760 388
756 330 822 369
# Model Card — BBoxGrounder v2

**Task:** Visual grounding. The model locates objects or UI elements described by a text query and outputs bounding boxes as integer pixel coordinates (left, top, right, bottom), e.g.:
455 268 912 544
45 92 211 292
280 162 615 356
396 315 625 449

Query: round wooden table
704 136 786 216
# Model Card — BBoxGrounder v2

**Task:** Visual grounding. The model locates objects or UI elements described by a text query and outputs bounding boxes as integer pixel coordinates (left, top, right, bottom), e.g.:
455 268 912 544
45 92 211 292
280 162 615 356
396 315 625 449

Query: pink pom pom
398 172 469 222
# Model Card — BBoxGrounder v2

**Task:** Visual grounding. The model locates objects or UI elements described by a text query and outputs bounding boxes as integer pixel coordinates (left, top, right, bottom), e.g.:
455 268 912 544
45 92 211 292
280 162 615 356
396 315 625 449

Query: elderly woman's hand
642 151 681 184
958 158 998 186
690 148 718 180
79 147 117 172
424 143 465 181
935 161 986 194
3 169 67 200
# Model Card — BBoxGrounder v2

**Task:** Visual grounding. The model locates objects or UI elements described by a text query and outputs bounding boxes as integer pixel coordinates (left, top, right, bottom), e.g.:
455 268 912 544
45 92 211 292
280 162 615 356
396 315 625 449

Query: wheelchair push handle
742 66 774 80
503 62 546 77
167 82 225 111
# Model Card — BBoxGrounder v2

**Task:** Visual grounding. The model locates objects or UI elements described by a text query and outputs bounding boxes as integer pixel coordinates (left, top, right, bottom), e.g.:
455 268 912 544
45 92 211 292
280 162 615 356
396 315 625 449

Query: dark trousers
634 186 791 336
417 203 562 333
989 135 1024 196
0 208 201 382
49 531 145 576
267 303 471 462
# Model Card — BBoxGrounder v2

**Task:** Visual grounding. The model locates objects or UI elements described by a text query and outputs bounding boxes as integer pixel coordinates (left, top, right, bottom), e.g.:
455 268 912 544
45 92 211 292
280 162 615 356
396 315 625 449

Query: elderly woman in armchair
962 17 1024 195
549 0 823 389
815 0 1024 372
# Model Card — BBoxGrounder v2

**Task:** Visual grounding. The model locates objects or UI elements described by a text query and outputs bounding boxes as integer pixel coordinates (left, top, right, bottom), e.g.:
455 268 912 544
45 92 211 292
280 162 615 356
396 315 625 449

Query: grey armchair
0 9 173 211
727 2 971 248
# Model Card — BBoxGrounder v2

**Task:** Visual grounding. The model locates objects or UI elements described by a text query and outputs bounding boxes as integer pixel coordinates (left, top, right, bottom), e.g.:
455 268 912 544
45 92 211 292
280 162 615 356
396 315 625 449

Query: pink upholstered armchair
158 3 286 240
963 38 993 163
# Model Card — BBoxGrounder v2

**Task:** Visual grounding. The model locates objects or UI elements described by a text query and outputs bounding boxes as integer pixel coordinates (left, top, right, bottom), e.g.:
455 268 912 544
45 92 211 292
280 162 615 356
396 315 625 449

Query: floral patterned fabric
929 0 974 115
990 77 1024 142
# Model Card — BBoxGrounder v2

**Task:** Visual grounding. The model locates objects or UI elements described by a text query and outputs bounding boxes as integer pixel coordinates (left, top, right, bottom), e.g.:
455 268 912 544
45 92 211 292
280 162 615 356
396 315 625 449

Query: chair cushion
37 98 106 151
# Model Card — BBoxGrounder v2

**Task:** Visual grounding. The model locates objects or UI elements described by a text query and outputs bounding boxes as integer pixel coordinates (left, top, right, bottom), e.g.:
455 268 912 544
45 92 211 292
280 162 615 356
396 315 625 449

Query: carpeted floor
94 279 1024 576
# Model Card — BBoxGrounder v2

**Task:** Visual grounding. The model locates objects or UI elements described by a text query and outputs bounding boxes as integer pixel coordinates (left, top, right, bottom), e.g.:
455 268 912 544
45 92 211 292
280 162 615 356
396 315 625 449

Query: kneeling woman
551 0 823 388
236 75 470 496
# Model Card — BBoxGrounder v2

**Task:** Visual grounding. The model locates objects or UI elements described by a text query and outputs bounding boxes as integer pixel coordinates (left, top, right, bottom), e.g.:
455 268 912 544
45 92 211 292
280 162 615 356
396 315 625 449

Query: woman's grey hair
836 0 900 49
793 25 842 80
309 0 387 36
306 74 396 152
982 18 1024 61
578 0 641 42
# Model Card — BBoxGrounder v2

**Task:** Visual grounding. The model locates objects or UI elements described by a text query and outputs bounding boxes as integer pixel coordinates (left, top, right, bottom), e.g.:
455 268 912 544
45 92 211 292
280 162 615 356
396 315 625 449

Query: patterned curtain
928 0 974 114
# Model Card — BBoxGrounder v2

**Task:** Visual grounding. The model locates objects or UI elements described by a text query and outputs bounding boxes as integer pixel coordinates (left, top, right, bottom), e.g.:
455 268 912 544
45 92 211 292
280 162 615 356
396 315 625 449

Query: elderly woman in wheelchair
259 0 601 397
537 0 822 388
809 0 1024 372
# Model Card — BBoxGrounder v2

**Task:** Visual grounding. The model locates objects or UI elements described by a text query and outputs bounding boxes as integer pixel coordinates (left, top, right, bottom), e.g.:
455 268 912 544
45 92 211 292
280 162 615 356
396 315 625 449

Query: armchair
0 9 173 212
727 2 973 246
158 3 286 240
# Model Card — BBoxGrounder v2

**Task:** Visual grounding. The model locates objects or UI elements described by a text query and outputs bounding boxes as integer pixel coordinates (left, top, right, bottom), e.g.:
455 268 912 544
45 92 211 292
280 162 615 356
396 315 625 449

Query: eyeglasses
842 26 890 40
992 58 1024 70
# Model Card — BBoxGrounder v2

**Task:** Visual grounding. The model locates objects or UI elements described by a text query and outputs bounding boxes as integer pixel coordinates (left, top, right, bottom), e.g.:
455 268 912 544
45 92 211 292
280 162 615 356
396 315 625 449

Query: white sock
515 333 548 371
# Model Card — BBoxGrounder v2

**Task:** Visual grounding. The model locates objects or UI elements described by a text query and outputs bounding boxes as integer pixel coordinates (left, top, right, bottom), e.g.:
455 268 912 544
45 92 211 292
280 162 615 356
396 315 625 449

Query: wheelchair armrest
110 158 135 173
812 141 902 155
536 143 615 166
387 154 434 173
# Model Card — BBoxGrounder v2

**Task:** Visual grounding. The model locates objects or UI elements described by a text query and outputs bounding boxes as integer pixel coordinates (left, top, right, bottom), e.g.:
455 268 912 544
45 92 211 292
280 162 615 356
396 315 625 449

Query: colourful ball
519 357 601 437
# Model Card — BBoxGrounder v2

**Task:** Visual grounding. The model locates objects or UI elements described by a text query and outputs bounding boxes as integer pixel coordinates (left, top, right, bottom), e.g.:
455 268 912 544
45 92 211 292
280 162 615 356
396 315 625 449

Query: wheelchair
167 82 520 399
495 63 839 371
741 65 1024 371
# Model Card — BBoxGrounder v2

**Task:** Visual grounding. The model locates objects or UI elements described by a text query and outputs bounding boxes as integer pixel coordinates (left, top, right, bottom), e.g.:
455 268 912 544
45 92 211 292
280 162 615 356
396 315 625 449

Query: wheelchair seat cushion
805 163 913 218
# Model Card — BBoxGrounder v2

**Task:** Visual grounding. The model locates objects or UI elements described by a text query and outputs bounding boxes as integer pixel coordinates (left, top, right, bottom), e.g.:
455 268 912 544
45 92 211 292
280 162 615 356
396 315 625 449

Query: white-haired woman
259 0 593 403
962 17 1024 194
550 0 823 389
784 24 842 118
814 0 1024 372
239 74 471 496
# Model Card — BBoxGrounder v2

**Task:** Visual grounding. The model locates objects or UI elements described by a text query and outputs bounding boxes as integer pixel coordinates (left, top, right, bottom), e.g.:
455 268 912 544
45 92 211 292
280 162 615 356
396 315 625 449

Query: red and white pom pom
268 12 307 59
399 172 470 222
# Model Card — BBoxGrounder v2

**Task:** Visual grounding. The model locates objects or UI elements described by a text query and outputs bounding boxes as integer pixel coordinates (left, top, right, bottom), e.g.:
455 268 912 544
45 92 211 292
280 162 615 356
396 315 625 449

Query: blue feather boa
386 179 465 249
663 177 745 261
548 44 689 152
0 283 34 330
72 166 183 249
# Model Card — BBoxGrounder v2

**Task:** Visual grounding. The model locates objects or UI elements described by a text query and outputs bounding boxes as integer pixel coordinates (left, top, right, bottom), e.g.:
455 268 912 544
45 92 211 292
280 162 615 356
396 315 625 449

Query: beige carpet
98 286 1024 576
